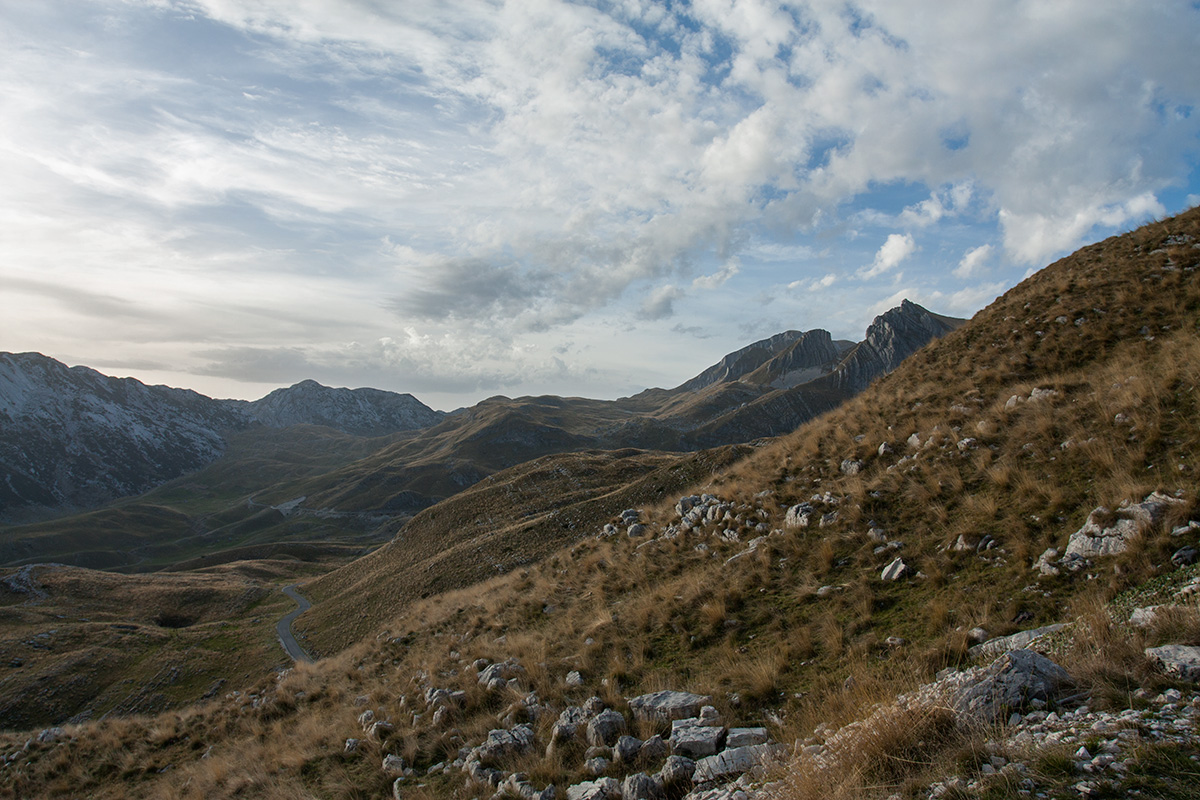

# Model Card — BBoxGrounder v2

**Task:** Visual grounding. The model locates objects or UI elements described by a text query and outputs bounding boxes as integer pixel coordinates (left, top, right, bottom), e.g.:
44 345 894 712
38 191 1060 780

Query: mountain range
0 300 960 534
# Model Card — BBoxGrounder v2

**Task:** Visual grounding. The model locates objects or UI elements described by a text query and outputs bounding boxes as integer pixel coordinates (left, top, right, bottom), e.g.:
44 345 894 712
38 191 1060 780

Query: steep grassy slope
298 445 753 655
3 208 1199 799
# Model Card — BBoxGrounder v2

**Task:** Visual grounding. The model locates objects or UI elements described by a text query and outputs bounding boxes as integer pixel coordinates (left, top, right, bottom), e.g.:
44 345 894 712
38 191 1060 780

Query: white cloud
954 244 993 279
693 260 740 290
788 273 836 292
3 0 1200 404
641 284 685 320
860 234 916 279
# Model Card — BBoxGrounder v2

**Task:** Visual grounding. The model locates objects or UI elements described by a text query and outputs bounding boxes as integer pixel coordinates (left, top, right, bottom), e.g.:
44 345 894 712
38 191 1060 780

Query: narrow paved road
277 584 314 663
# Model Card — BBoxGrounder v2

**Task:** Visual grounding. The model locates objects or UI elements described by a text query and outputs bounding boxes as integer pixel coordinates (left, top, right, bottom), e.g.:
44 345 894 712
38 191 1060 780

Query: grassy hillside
0 561 314 731
298 445 753 655
2 208 1199 799
0 426 397 571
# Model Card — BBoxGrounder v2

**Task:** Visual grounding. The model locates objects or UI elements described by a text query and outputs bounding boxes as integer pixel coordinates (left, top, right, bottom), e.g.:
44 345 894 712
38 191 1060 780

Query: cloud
788 273 836 292
999 192 1167 265
860 234 916 279
693 260 740 290
954 244 993 279
641 284 685 320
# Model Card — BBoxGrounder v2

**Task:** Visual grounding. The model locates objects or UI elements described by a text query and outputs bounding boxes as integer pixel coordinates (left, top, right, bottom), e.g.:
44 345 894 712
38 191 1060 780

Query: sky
2 1 1199 411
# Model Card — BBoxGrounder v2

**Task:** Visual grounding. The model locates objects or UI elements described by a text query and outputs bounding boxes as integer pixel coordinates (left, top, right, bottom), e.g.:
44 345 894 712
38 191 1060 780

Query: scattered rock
839 459 863 476
382 754 407 776
880 557 908 581
566 671 584 687
344 738 360 755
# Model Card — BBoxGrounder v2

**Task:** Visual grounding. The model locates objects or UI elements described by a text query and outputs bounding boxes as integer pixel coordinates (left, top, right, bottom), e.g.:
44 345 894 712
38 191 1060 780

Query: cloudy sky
3 0 1199 410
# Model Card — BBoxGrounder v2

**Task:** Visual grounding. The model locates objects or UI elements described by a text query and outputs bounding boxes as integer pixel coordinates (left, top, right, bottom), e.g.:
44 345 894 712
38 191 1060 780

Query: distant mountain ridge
230 379 444 436
0 299 960 527
0 356 442 522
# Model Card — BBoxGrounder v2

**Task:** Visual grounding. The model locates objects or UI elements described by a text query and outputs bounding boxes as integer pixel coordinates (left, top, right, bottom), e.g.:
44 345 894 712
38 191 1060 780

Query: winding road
277 584 314 663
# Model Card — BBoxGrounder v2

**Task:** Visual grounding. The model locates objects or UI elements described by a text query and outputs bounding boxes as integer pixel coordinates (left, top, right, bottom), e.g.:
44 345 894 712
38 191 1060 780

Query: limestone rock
587 709 627 747
657 754 696 787
566 671 584 687
622 772 664 800
968 624 1066 660
670 720 725 759
566 777 622 800
628 690 712 724
880 557 908 581
382 754 407 775
950 649 1073 722
344 738 360 754
1145 644 1200 682
1064 493 1185 559
725 728 769 748
693 744 781 783
839 458 863 475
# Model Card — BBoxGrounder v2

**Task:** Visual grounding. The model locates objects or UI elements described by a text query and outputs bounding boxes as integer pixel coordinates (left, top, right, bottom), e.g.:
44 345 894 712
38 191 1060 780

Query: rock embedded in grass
628 690 712 724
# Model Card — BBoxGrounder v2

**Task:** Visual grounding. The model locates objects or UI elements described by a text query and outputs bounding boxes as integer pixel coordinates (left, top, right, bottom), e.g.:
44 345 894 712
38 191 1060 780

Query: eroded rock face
1064 493 1186 559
